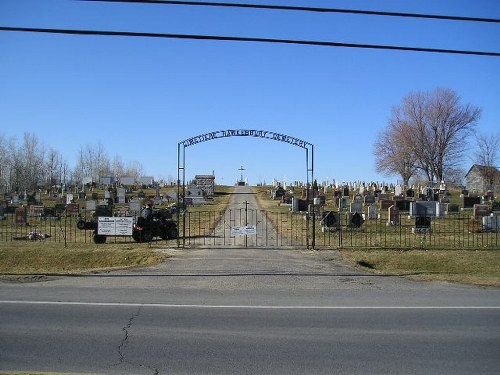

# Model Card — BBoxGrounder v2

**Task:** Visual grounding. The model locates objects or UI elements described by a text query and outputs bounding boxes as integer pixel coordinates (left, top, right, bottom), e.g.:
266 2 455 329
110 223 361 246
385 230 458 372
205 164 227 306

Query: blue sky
1 0 499 186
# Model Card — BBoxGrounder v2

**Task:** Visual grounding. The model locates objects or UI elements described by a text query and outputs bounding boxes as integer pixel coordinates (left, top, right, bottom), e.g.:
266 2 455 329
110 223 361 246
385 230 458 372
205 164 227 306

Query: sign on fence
231 225 257 236
98 217 133 236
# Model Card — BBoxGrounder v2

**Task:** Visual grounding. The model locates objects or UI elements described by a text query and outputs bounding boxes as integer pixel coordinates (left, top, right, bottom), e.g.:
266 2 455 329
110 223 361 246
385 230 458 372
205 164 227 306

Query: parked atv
132 209 178 243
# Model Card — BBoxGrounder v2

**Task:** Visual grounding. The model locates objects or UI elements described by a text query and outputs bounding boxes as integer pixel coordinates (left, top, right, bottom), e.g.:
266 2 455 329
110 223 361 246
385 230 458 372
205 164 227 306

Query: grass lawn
340 248 500 287
0 241 169 275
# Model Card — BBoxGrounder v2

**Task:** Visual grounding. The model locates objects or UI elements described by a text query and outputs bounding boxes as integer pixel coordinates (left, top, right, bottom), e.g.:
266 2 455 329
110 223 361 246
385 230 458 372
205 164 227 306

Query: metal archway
177 129 315 248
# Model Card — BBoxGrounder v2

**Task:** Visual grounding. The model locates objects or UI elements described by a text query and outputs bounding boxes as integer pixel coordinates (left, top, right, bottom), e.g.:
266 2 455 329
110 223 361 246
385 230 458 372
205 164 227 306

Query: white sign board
98 217 133 236
231 225 257 236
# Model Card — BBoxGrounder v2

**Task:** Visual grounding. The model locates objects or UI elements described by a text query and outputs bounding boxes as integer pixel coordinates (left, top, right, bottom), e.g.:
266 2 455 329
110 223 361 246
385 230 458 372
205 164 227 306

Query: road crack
115 305 160 375
118 305 142 364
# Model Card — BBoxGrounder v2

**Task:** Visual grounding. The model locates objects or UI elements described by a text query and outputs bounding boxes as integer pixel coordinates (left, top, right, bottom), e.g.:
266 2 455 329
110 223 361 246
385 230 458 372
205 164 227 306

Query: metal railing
1 207 499 249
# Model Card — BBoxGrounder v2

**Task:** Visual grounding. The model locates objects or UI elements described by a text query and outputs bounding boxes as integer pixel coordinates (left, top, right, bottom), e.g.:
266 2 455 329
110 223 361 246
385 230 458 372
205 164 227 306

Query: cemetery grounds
0 185 499 287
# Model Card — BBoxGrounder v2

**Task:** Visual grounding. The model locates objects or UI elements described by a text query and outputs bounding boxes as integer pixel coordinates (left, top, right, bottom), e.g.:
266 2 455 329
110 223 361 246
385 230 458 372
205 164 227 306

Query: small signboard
231 225 257 236
98 217 133 236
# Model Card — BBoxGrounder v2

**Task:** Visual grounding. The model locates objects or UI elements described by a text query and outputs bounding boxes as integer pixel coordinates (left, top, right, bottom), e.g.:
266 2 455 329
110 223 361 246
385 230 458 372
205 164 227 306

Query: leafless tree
373 123 418 186
75 142 111 183
474 132 500 190
384 88 481 184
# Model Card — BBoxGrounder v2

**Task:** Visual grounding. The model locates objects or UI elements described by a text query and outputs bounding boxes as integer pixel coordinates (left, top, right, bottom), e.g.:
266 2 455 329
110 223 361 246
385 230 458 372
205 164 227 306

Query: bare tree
373 122 418 186
45 148 63 187
474 132 500 190
386 88 481 184
75 142 111 183
125 160 144 180
112 155 125 180
19 133 45 190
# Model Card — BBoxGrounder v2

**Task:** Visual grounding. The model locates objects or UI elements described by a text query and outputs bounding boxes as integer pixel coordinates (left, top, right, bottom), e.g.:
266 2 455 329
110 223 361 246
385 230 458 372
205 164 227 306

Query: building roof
465 164 500 178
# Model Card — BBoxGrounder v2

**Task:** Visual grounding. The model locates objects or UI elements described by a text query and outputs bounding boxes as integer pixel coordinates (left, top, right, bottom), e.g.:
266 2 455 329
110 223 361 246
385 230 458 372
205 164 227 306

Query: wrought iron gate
178 208 309 248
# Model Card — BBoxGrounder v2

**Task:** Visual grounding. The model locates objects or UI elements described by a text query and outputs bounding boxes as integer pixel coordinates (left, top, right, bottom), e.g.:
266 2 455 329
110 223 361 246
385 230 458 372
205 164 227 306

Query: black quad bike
132 209 178 243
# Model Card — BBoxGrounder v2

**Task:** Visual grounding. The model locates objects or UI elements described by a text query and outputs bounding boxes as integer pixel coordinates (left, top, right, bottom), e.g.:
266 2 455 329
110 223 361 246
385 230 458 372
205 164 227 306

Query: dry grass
0 241 168 275
340 248 500 287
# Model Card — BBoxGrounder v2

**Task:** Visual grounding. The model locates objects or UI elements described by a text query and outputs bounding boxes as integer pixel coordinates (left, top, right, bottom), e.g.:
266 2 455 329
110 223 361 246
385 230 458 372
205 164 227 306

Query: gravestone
12 195 20 205
380 199 395 210
410 201 438 217
54 203 66 215
463 196 481 209
0 205 5 220
394 185 403 197
482 215 500 232
395 200 411 212
95 205 112 217
35 191 41 204
422 187 435 201
377 193 389 201
66 193 74 205
66 203 79 216
406 189 415 198
15 207 27 225
78 192 86 200
473 204 490 218
492 201 500 213
343 187 350 197
86 200 97 211
446 203 460 215
117 188 126 204
348 212 364 229
115 206 130 217
29 205 44 217
367 204 378 219
272 187 285 199
91 192 99 200
350 201 363 214
439 194 450 203
129 199 142 214
364 195 375 204
387 205 400 226
413 216 432 233
339 196 349 211
42 207 57 219
321 211 340 231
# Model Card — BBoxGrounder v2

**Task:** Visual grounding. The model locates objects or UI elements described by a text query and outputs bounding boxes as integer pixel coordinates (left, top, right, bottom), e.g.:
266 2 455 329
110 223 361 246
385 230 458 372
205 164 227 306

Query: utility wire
78 0 500 24
1 26 499 57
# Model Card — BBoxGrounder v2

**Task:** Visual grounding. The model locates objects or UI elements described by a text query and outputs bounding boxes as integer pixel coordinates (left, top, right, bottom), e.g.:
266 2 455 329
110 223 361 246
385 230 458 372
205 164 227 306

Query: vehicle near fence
132 209 178 242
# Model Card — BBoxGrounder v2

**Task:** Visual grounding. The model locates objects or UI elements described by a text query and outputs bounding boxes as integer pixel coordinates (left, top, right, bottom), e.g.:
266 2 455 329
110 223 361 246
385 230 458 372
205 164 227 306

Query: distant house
465 164 500 194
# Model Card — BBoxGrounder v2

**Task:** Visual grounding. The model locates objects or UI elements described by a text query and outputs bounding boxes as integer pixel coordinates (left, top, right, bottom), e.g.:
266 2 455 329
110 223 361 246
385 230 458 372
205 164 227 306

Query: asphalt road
1 187 499 374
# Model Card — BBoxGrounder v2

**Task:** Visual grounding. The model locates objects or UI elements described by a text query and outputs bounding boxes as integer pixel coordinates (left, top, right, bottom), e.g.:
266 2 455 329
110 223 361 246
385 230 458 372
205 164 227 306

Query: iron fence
1 207 499 249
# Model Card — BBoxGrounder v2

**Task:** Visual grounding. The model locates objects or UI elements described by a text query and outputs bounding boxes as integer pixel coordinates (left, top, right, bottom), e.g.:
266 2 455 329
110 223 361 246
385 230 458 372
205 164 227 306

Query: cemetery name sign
181 129 312 149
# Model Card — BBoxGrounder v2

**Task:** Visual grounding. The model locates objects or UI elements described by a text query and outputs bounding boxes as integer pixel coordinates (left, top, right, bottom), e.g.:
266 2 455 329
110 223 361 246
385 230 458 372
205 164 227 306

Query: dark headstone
414 216 432 232
463 196 481 209
349 212 364 228
395 199 411 212
364 195 376 204
321 211 340 230
447 204 460 214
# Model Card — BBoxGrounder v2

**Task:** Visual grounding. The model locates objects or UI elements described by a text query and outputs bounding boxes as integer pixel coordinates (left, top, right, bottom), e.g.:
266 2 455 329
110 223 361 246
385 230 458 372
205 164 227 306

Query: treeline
0 133 144 193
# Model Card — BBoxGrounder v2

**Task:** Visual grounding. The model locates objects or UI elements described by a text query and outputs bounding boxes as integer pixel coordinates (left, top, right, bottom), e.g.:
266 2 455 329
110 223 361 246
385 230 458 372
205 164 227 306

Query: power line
1 26 499 57
78 0 500 24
